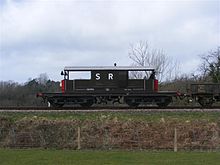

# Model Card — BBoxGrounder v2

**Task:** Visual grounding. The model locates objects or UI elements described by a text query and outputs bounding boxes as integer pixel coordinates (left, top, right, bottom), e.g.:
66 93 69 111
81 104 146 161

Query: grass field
1 111 220 122
0 149 219 165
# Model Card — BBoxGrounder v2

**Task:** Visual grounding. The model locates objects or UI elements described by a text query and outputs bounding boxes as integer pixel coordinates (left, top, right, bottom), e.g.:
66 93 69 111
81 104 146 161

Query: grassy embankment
0 149 220 165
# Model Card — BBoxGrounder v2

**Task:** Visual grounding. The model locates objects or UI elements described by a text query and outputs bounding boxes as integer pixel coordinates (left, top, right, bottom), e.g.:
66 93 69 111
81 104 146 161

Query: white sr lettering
108 73 113 80
96 73 100 80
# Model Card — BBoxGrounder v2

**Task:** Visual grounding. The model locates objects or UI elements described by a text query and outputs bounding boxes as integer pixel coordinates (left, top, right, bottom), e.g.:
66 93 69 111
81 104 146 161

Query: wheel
48 98 64 108
80 99 94 108
125 98 139 108
156 97 172 108
50 102 64 108
127 102 139 108
198 97 213 108
156 102 170 108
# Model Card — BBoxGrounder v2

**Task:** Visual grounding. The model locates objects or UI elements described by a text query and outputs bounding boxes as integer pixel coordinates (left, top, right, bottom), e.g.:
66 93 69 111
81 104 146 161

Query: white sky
0 0 219 82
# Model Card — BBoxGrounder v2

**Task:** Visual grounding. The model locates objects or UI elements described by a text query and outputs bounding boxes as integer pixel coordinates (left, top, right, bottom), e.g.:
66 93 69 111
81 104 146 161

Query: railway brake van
37 66 178 108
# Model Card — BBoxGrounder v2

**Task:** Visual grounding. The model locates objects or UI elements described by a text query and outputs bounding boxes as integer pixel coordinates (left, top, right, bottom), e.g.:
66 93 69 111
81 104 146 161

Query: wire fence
0 118 220 151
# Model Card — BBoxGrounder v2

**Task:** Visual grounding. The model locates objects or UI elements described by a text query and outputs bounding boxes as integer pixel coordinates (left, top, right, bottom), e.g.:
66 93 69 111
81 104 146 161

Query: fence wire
0 119 219 150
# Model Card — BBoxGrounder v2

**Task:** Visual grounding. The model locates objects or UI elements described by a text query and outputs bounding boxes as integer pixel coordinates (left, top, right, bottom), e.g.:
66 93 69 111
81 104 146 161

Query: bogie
197 96 214 108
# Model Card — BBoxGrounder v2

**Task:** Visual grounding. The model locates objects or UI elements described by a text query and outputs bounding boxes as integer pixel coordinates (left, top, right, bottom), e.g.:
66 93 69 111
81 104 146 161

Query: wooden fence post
77 127 81 150
174 128 177 152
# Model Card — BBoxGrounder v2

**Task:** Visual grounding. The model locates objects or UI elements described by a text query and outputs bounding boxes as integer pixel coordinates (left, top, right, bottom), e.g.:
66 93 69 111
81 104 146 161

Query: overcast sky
0 0 219 82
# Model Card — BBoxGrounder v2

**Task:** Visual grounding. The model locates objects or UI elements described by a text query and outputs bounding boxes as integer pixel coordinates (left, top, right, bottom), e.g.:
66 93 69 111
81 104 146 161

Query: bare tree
129 41 179 82
199 46 220 83
37 73 49 85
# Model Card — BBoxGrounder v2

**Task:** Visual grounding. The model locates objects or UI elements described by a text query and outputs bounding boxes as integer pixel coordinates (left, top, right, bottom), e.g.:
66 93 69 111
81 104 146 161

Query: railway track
0 106 220 112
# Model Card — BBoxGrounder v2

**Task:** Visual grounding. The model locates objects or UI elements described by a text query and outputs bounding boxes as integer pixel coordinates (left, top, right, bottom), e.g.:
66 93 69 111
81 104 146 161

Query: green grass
0 149 219 165
0 111 220 123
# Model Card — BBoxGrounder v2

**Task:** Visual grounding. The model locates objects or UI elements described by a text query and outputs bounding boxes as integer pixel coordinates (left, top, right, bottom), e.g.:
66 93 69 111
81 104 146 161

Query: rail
0 106 220 112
